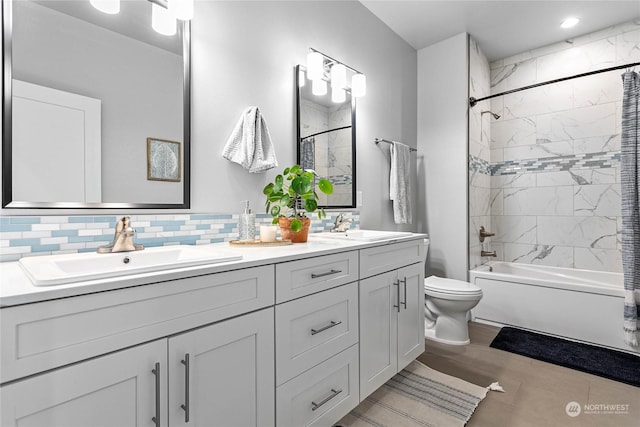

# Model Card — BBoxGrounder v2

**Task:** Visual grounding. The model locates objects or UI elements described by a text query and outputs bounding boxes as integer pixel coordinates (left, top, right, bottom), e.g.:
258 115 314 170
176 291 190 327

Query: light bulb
306 51 324 81
152 2 177 36
560 17 579 29
169 0 194 21
332 87 346 103
330 63 347 89
90 0 120 14
312 79 327 96
352 73 366 97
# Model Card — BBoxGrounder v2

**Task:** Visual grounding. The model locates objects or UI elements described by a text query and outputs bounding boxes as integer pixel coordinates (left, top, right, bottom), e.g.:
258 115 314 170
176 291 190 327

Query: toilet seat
424 276 483 297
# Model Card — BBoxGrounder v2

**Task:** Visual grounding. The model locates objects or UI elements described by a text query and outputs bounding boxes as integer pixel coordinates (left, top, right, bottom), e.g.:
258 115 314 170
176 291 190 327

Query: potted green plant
263 165 333 243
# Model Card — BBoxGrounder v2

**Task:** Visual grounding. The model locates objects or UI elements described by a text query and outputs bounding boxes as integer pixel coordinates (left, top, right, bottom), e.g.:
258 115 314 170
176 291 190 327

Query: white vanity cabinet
0 339 168 427
358 241 425 399
0 308 274 427
275 253 360 427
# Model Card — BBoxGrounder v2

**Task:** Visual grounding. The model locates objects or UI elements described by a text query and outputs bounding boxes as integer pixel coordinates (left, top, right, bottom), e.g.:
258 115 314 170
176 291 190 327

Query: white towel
390 141 412 224
222 106 278 173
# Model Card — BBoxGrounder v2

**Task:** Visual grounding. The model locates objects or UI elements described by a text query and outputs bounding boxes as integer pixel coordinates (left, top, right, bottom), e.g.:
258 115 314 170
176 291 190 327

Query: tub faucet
331 213 352 232
481 250 497 257
97 216 144 253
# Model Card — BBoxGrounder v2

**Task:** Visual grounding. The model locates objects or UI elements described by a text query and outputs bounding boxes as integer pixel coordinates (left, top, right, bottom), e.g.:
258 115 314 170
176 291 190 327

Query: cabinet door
168 308 275 427
358 270 398 400
397 263 425 369
0 340 167 427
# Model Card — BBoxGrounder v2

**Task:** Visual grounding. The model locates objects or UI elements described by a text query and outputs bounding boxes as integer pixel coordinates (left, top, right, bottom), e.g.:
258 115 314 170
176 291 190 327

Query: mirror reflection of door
296 65 356 208
9 0 185 205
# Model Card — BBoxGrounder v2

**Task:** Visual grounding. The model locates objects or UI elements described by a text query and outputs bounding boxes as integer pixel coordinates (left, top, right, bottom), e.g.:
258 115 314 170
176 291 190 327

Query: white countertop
0 233 427 307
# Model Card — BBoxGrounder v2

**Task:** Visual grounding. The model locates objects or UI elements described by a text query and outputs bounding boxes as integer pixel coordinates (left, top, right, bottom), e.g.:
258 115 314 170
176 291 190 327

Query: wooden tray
229 239 292 246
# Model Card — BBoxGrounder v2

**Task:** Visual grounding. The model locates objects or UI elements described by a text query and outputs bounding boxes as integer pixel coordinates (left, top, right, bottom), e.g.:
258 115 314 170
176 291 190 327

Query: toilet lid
424 275 482 294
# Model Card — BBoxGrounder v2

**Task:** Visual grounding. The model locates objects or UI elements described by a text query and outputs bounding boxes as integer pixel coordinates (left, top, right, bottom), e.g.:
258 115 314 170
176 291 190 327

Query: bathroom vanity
0 234 425 427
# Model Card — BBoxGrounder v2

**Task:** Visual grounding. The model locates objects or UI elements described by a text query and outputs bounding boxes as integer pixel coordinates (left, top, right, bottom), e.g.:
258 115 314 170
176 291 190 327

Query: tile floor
416 322 640 427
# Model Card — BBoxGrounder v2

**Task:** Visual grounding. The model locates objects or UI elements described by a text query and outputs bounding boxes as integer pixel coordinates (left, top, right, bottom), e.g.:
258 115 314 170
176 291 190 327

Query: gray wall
190 0 417 229
417 33 469 281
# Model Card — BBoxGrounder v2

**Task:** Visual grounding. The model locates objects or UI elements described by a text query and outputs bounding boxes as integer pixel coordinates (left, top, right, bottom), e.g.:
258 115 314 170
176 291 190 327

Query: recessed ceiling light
561 17 580 29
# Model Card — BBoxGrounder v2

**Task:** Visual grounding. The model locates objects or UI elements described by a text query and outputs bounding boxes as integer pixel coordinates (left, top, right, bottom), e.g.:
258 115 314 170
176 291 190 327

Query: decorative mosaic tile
469 155 492 175
0 211 360 262
490 151 620 176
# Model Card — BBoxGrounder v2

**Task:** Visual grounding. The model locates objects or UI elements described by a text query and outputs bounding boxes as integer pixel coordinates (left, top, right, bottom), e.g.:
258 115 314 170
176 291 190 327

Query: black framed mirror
2 0 190 208
295 64 356 209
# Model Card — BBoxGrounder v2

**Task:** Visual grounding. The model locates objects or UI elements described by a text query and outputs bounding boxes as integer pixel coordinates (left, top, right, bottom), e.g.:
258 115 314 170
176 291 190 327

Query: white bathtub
469 262 637 354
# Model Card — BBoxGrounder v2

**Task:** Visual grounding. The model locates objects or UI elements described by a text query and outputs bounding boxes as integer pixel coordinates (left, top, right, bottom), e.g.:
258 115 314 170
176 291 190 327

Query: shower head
481 110 500 120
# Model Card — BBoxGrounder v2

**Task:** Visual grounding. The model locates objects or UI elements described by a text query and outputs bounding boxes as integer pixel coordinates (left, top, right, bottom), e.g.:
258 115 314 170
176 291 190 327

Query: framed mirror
2 0 191 208
296 64 356 209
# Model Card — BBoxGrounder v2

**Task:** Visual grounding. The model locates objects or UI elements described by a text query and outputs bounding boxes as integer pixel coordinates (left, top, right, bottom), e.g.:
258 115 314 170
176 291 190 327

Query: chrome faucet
481 250 497 257
97 216 144 253
330 213 352 232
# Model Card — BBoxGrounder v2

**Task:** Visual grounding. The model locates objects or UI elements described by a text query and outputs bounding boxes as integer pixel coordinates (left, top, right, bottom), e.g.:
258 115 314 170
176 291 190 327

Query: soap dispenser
239 200 256 241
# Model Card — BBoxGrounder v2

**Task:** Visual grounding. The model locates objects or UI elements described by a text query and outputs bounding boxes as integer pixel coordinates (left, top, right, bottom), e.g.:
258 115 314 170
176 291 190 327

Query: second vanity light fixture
90 0 194 36
304 48 367 102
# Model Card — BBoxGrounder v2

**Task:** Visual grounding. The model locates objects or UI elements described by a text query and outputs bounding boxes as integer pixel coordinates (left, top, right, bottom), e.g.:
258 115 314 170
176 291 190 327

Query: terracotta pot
278 216 311 243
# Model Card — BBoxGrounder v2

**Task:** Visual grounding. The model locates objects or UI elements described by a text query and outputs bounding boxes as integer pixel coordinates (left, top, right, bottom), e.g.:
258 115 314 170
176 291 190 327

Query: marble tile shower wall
469 36 492 270
485 20 639 273
0 211 360 262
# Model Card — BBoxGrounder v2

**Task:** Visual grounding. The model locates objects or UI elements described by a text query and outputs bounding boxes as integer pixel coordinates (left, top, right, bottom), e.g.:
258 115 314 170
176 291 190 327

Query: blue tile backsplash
0 211 360 262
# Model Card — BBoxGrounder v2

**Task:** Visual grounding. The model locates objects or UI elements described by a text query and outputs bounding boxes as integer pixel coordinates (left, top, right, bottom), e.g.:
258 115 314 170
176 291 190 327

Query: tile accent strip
491 152 620 176
0 211 360 262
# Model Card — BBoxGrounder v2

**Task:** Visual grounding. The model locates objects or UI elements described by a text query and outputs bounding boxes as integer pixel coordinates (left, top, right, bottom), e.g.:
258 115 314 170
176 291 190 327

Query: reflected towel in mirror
222 106 278 173
390 141 412 224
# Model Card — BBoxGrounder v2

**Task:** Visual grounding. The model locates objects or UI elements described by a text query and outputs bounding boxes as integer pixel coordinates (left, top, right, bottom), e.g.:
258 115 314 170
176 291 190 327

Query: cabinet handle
311 269 342 279
310 320 342 335
181 354 190 423
151 362 160 427
311 388 343 411
393 280 400 312
400 277 407 310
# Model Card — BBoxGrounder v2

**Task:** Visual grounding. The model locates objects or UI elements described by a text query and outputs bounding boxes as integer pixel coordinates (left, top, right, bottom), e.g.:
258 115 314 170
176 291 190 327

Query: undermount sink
19 245 243 286
311 229 413 242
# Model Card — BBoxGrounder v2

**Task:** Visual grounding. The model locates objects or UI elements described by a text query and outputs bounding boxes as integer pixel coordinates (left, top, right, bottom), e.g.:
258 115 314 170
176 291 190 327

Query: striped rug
335 360 489 427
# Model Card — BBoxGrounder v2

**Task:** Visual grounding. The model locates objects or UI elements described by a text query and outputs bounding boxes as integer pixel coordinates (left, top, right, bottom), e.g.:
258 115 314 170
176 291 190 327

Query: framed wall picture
147 138 181 182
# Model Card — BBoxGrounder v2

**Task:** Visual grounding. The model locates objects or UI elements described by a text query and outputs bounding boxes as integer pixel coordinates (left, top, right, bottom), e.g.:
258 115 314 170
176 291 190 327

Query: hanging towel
390 141 412 224
222 106 278 173
301 137 315 170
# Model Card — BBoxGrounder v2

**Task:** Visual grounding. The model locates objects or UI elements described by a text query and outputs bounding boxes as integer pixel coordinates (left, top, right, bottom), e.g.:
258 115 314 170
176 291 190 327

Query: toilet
423 239 483 345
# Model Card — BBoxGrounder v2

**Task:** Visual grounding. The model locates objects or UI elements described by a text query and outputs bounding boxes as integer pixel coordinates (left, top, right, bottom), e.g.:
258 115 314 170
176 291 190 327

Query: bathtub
469 262 638 354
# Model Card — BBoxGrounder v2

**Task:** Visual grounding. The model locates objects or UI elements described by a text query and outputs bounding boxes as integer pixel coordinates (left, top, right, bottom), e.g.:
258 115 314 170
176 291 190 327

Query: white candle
260 225 278 242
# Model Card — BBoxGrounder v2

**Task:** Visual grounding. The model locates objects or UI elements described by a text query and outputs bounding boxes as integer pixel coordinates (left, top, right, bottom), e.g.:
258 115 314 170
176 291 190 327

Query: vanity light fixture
306 48 367 100
560 17 579 28
90 0 194 36
90 0 120 14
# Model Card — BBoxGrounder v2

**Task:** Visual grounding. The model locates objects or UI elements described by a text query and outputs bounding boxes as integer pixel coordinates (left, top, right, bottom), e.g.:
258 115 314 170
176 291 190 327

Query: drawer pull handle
311 269 342 279
393 280 400 312
311 320 342 335
181 353 190 423
400 277 407 310
311 388 343 411
151 362 161 427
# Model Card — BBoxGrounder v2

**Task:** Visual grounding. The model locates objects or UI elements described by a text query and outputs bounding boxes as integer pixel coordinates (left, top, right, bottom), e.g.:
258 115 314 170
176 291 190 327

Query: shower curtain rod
302 125 351 140
375 138 418 152
469 61 640 107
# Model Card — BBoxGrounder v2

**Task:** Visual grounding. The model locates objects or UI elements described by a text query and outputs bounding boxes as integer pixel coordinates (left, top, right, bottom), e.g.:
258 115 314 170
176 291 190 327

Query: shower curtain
621 71 640 347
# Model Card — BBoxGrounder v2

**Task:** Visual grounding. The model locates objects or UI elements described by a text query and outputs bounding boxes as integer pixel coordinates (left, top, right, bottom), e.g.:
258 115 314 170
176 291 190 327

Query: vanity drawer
275 251 358 303
276 344 359 427
359 239 424 279
275 282 358 385
0 265 275 384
